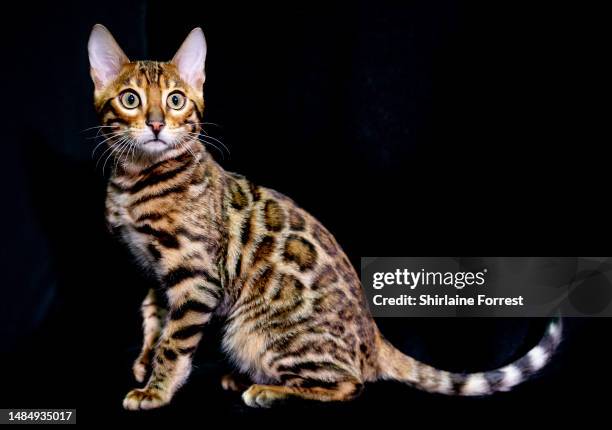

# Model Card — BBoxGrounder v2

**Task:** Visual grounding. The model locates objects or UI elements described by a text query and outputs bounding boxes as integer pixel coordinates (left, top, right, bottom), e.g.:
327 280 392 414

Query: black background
0 0 608 426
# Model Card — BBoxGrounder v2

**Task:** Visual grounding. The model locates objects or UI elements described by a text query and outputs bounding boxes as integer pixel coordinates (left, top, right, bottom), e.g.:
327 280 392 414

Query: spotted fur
88 25 563 410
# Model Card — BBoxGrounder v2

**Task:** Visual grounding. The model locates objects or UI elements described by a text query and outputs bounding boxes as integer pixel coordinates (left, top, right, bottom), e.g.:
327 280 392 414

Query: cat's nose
147 121 165 137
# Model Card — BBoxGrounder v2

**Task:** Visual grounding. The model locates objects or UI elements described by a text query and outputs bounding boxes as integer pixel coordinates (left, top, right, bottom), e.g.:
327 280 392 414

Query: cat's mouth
141 139 169 152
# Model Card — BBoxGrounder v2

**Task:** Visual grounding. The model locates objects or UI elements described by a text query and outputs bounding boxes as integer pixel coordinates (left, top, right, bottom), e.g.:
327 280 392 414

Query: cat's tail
376 318 562 396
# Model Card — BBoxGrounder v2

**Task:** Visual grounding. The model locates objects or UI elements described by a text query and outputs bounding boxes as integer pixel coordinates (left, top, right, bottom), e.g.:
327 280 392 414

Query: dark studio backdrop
0 0 608 425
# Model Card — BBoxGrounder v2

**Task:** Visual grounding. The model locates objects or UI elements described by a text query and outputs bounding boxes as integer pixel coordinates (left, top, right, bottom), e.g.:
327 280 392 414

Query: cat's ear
88 24 129 91
172 27 207 90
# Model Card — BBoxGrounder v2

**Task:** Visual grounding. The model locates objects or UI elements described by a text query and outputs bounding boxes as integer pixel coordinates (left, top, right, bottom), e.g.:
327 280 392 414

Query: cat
87 24 563 410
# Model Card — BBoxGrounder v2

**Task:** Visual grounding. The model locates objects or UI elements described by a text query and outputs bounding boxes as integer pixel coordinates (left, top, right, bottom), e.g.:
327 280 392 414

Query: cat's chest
106 190 141 231
105 180 222 271
106 190 166 266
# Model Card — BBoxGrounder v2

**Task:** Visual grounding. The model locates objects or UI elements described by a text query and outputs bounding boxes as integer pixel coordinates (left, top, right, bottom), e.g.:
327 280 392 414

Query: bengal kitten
88 24 563 410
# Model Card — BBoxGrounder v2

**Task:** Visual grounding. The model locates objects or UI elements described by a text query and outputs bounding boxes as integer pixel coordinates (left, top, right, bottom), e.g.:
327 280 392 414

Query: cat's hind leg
241 378 363 408
221 372 251 392
133 289 167 383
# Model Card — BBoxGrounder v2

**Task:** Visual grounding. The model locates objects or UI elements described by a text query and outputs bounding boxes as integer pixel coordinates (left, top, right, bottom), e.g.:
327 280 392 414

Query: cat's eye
120 91 140 109
167 92 186 110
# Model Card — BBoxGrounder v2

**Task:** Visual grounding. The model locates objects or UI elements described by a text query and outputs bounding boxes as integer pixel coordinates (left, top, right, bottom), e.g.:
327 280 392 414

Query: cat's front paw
123 388 168 410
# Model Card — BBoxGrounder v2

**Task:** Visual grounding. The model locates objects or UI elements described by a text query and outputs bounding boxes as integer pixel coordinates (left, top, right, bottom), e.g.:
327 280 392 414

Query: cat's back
223 171 363 294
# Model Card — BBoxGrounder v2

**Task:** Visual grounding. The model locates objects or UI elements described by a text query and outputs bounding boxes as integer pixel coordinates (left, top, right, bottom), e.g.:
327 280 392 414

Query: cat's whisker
87 130 124 140
91 140 108 156
97 140 124 171
95 139 121 167
88 130 124 146
177 136 200 165
199 131 231 155
192 121 221 127
115 137 133 171
81 125 117 133
113 143 125 171
189 144 201 164
104 138 130 173
92 128 106 139
91 132 126 158
183 132 227 158
199 139 224 159
86 127 123 141
96 137 128 170
121 140 134 168
128 138 138 165
188 122 227 149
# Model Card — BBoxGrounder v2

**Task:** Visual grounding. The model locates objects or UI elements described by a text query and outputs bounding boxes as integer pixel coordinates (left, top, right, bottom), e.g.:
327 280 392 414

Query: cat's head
88 24 206 167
